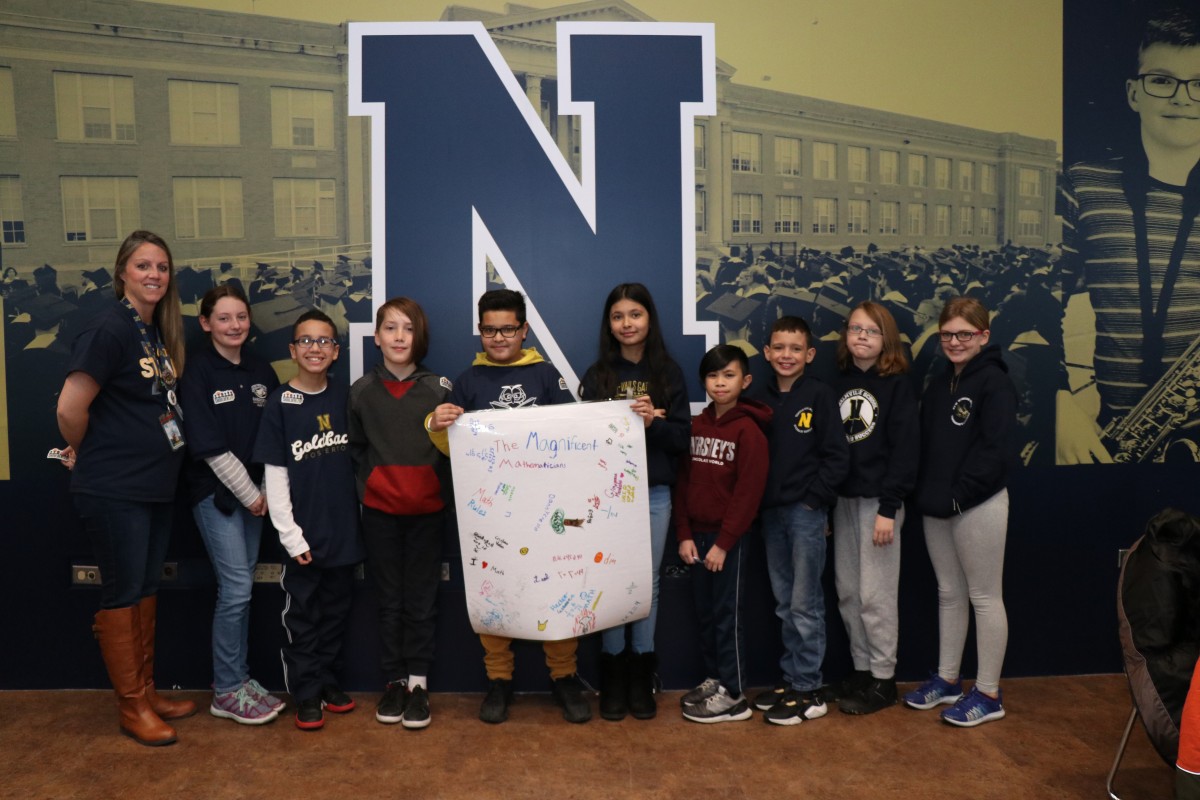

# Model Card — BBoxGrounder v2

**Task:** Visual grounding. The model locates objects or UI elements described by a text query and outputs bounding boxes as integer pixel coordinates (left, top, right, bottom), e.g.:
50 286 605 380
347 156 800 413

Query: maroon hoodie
673 398 773 552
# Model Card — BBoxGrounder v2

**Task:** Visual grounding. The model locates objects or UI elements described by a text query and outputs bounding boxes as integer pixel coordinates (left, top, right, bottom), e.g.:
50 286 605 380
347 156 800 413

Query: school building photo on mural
0 0 1193 702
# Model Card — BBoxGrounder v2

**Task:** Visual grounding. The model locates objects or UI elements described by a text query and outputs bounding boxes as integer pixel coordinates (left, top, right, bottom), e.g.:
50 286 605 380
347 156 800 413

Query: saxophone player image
1057 5 1200 463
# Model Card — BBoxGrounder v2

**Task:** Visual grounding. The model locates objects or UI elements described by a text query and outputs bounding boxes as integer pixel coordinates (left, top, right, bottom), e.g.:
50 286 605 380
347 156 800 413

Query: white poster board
447 400 652 640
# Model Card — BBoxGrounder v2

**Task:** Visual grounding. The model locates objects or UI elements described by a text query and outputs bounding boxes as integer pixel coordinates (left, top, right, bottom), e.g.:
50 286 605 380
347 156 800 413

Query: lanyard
121 297 181 415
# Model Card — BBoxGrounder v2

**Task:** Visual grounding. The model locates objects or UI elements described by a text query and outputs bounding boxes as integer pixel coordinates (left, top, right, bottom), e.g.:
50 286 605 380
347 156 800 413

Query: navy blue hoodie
914 345 1017 518
749 373 849 510
833 366 919 519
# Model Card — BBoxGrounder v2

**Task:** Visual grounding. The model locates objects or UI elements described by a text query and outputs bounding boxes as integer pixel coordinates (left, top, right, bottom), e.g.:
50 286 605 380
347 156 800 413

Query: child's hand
248 494 267 517
428 403 465 432
873 515 895 546
704 544 727 572
630 395 664 429
294 551 312 565
678 539 699 565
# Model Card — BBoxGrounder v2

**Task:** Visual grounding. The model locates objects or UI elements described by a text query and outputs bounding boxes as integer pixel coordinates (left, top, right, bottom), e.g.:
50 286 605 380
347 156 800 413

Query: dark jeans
689 531 747 696
361 506 444 680
73 493 173 609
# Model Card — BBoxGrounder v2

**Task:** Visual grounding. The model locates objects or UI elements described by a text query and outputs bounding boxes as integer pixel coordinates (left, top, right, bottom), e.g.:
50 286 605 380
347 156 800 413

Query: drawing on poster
447 400 652 640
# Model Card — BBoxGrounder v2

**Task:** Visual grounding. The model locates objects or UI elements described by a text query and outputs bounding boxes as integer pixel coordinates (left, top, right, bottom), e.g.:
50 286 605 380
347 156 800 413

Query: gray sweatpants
922 488 1009 695
833 496 901 680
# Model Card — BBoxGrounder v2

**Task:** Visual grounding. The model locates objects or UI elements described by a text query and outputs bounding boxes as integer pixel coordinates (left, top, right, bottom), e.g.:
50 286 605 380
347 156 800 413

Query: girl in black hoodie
904 296 1016 728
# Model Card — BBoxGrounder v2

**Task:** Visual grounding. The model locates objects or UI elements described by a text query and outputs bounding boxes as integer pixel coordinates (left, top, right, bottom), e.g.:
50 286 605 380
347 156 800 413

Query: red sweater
673 398 772 552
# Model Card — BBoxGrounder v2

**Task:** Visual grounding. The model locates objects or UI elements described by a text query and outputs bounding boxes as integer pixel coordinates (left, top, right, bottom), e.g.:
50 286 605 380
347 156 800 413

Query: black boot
626 651 657 720
598 651 628 721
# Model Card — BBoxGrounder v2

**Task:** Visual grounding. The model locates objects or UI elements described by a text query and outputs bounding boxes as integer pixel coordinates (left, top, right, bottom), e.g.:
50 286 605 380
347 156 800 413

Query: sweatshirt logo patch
691 435 736 464
281 391 304 405
951 396 973 426
439 376 453 391
251 383 269 407
839 389 878 443
493 384 535 409
792 406 815 434
212 389 235 405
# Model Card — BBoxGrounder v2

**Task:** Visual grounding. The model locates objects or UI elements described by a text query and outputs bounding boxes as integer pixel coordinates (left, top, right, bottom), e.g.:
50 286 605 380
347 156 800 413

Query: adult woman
579 283 690 720
57 230 194 746
904 296 1016 727
179 285 281 725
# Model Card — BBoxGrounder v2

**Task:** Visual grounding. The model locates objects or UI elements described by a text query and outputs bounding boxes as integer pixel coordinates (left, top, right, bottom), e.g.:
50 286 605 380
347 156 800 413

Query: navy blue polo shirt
179 345 280 506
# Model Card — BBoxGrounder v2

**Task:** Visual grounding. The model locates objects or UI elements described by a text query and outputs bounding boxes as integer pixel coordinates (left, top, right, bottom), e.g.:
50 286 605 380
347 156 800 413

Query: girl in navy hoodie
904 296 1016 728
832 301 919 716
579 283 690 721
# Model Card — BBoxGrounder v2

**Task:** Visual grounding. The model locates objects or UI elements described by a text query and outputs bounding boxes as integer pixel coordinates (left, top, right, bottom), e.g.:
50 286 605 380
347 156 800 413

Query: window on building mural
775 195 801 233
1019 167 1042 197
959 206 974 236
813 142 836 180
908 203 925 236
274 178 336 238
731 193 761 234
775 136 801 177
812 197 837 234
879 201 899 235
695 189 706 233
934 157 951 190
848 146 869 182
879 150 899 185
908 154 926 187
0 68 16 138
271 87 334 149
935 204 950 235
847 199 868 234
174 178 244 240
959 161 974 192
61 176 140 242
731 131 761 173
169 80 240 146
694 124 706 171
979 207 997 236
54 72 136 143
0 176 25 244
980 164 997 194
1018 209 1043 237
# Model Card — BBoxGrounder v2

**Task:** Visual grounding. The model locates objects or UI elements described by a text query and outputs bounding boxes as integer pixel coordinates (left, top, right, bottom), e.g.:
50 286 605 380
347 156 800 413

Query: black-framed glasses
938 330 985 343
847 323 882 338
292 336 337 349
478 324 522 339
1137 73 1200 102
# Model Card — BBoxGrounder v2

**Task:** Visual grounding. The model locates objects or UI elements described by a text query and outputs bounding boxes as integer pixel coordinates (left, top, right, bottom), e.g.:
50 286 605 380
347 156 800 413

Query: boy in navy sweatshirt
748 316 849 725
427 289 588 725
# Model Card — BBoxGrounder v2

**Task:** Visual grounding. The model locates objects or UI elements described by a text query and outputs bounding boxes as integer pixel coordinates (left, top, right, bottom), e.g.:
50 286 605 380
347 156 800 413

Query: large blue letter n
350 21 716 393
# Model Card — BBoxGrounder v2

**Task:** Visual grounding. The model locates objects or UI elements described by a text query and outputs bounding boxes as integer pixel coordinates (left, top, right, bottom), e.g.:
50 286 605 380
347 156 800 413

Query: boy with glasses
427 289 588 724
1058 6 1200 463
253 310 365 729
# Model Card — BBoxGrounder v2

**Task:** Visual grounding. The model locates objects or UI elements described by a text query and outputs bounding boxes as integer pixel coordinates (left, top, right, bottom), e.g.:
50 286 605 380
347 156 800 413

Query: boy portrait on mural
1057 4 1200 464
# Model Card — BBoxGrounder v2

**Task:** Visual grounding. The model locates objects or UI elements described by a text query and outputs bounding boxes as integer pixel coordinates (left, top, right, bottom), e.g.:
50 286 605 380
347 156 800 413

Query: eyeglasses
847 323 882 338
938 330 985 343
479 324 522 339
292 336 337 349
1137 73 1200 102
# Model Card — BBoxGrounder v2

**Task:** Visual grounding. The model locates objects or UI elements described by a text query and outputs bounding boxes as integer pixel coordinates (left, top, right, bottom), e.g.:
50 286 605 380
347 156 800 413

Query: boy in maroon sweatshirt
674 345 771 723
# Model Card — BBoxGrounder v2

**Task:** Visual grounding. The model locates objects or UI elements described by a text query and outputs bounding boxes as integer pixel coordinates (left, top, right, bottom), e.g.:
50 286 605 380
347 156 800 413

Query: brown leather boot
136 595 197 720
93 607 177 746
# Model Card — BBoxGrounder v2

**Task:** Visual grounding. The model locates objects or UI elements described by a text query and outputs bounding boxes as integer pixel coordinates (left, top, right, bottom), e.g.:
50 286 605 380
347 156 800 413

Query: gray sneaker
681 685 752 723
680 677 721 708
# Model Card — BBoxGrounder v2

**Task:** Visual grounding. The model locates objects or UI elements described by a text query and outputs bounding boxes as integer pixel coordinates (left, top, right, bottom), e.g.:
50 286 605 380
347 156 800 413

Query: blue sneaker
940 686 1005 727
902 674 963 710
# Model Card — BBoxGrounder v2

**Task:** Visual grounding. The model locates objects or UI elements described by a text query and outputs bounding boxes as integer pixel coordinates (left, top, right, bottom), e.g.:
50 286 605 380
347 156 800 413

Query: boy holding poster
674 344 771 724
427 289 589 724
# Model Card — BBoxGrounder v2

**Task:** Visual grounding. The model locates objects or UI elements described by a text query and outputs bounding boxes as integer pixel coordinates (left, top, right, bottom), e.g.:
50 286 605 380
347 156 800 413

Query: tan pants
479 634 577 680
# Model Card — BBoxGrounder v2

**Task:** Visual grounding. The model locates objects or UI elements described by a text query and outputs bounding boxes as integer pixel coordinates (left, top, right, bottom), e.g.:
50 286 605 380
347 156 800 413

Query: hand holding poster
447 400 651 640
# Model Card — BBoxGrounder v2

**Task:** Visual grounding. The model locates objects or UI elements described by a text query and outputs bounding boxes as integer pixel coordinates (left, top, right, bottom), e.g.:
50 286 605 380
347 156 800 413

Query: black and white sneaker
763 689 828 726
753 682 789 711
682 685 752 724
680 677 721 708
376 680 406 724
402 685 431 729
479 679 513 724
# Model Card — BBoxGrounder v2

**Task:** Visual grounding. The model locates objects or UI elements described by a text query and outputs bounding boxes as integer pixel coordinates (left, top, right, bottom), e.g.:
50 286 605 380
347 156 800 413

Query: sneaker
210 684 279 725
402 685 432 730
321 684 356 713
682 685 753 724
680 677 721 708
479 679 513 724
840 677 897 716
940 686 1005 728
295 696 324 730
752 682 788 712
552 674 592 724
903 674 963 710
245 678 285 712
830 670 872 703
762 689 827 726
376 680 407 724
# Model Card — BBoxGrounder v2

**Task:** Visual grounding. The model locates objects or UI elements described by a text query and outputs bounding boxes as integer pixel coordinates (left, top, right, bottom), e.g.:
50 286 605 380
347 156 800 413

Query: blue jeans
602 484 671 655
193 494 263 693
73 494 173 609
761 502 827 692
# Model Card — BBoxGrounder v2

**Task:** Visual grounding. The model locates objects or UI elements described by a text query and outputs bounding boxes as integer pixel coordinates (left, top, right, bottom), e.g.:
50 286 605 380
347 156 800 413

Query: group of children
183 279 1015 732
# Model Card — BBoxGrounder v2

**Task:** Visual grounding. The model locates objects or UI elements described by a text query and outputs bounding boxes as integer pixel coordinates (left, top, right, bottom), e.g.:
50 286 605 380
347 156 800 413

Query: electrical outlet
160 562 179 581
253 563 282 583
71 565 101 586
441 561 450 581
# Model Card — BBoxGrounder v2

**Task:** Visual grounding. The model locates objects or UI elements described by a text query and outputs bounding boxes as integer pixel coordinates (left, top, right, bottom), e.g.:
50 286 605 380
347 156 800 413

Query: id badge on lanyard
123 298 186 449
